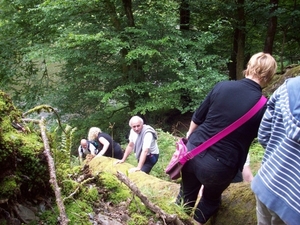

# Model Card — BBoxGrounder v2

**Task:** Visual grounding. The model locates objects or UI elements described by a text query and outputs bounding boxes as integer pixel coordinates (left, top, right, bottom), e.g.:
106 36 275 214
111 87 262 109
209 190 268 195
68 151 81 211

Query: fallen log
116 171 185 225
88 156 257 225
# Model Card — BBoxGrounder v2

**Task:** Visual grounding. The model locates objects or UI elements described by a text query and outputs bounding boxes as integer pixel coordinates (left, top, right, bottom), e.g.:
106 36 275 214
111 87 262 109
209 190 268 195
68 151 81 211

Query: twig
63 186 80 202
39 117 69 224
115 171 185 225
23 105 66 135
63 177 96 202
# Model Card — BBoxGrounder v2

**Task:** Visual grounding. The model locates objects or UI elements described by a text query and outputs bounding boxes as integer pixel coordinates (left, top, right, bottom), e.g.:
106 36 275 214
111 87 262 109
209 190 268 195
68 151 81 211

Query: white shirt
128 129 159 156
78 142 97 158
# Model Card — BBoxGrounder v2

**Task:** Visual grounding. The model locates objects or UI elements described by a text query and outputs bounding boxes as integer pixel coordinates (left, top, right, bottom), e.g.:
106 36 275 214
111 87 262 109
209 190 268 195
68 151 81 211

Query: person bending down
88 127 124 160
78 138 98 163
114 116 159 174
177 52 277 224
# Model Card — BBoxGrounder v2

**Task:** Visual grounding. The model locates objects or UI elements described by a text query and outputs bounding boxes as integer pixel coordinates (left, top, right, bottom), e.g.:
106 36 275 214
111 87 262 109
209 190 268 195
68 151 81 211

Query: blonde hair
87 127 102 141
243 52 277 85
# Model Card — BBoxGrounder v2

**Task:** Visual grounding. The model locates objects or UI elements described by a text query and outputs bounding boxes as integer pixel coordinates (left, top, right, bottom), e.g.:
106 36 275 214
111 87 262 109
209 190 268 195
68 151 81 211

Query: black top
188 78 266 170
97 132 123 159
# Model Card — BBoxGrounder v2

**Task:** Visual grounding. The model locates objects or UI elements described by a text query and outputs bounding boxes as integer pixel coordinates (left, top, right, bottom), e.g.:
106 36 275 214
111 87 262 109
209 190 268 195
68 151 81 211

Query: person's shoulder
286 76 300 89
213 79 235 88
99 132 113 140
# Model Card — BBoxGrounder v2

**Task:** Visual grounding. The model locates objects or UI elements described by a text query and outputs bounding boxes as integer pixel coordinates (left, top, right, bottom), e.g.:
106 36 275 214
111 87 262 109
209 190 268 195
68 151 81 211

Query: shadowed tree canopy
1 0 300 144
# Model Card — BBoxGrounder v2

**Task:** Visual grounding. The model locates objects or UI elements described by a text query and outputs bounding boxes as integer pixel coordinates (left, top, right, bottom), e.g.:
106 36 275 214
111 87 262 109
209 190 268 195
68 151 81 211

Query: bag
165 138 188 180
165 96 267 180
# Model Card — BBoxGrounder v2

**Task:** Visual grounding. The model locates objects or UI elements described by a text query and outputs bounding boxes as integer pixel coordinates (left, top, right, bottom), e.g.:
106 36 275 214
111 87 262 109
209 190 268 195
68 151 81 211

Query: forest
1 0 300 224
1 0 300 150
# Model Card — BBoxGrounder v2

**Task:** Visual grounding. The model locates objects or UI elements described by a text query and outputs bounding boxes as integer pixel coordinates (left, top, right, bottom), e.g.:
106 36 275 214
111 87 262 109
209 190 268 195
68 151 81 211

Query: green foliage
1 0 230 145
149 129 178 179
249 139 265 164
39 206 60 225
127 213 149 225
99 172 131 204
81 186 99 203
0 176 19 199
66 200 93 225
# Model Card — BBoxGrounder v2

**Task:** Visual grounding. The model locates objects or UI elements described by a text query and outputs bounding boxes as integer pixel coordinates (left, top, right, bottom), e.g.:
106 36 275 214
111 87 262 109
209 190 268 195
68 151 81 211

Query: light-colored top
129 126 159 159
78 142 97 158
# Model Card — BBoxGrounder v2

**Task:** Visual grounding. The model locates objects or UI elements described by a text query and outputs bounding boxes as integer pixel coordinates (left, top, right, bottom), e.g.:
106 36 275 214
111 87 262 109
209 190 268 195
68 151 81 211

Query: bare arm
97 137 110 156
78 146 83 164
186 121 199 138
136 148 149 170
242 165 253 182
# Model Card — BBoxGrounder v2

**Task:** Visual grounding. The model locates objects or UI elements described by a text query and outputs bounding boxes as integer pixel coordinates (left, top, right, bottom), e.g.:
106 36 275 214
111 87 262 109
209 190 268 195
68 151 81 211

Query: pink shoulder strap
179 96 267 164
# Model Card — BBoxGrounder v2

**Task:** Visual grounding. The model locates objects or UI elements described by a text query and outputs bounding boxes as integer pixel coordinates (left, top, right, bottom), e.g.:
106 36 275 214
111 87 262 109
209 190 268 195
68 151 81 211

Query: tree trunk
228 29 239 80
236 0 246 80
180 0 190 30
263 0 278 54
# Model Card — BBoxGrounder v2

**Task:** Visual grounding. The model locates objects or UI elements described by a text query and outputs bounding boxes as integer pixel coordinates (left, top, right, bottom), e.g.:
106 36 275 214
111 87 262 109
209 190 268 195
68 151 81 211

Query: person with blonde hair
176 52 277 224
88 127 124 159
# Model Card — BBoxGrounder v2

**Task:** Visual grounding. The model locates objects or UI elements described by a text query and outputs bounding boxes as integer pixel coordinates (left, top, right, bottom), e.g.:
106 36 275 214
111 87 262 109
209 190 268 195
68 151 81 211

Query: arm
78 146 83 164
186 91 211 138
136 147 149 171
242 165 253 182
242 154 253 182
89 143 97 156
97 137 110 156
130 132 152 172
186 121 199 138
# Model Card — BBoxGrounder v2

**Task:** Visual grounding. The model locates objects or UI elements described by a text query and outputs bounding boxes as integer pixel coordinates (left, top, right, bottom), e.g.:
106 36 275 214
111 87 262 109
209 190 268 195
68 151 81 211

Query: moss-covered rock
87 155 257 225
263 65 300 97
0 91 52 221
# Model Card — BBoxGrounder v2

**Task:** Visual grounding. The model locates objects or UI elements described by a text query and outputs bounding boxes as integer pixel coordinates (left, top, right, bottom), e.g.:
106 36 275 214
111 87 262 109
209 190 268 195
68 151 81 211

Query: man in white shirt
115 116 159 174
78 139 98 163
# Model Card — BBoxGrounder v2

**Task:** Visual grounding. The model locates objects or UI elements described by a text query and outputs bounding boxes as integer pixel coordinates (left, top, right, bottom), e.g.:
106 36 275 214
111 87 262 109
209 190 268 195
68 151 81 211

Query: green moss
40 200 93 225
206 182 257 225
39 207 59 225
0 176 19 198
127 213 148 225
61 179 79 197
99 172 131 204
85 186 99 202
66 200 93 225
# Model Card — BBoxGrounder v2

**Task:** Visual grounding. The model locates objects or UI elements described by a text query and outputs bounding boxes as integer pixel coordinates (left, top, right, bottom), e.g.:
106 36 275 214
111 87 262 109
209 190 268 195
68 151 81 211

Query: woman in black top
177 52 277 225
88 127 124 159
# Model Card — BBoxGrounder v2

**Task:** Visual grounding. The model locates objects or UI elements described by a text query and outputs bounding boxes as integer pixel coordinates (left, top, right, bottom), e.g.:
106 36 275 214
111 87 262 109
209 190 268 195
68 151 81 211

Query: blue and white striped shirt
252 76 300 225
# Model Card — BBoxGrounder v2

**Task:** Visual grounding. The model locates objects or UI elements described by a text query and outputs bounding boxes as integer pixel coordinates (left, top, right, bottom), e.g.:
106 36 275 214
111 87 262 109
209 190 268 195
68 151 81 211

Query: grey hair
88 127 102 141
129 116 144 126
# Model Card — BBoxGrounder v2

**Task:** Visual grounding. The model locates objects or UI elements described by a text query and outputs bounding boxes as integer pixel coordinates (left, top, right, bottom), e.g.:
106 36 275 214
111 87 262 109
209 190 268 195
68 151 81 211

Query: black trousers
177 151 237 224
141 153 159 174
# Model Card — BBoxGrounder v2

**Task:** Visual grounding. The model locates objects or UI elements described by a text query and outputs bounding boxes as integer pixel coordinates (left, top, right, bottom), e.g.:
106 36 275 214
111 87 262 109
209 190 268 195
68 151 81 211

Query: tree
263 0 278 54
26 0 226 140
2 0 300 144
